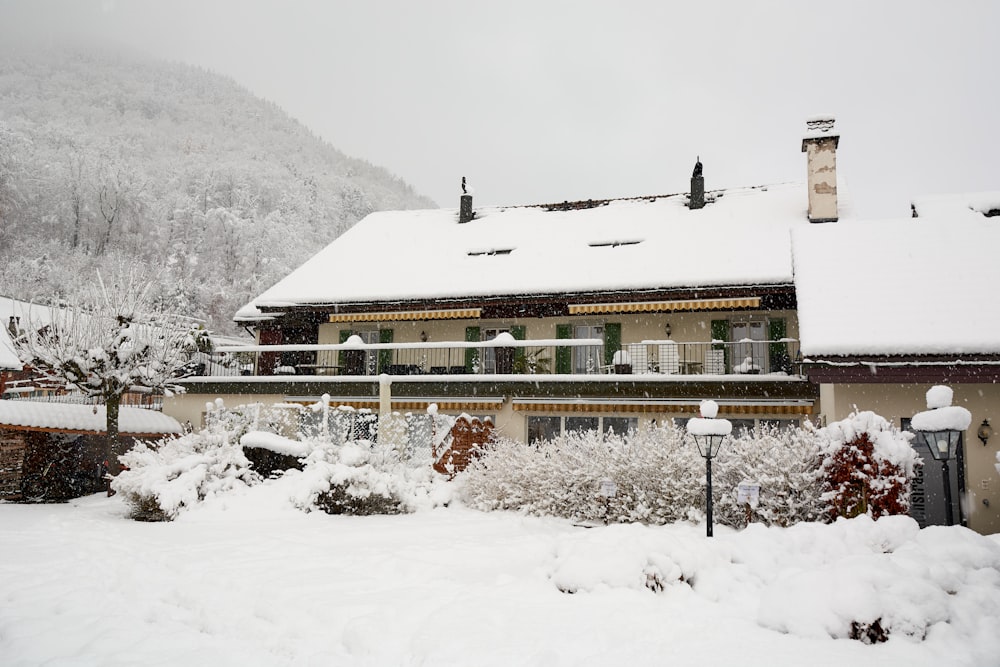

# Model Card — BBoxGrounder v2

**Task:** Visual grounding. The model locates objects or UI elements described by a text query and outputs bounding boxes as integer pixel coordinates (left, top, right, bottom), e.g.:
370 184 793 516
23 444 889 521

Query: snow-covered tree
16 261 209 474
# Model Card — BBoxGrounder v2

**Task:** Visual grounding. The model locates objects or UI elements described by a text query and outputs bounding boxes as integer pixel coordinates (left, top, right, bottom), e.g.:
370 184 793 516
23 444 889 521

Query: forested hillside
0 48 435 332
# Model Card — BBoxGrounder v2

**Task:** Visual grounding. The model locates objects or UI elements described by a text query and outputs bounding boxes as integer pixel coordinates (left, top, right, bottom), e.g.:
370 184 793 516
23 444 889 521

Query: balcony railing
197 337 800 379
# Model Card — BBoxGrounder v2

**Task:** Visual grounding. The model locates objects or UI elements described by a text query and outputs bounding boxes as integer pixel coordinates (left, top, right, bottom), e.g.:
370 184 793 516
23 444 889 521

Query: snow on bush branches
817 410 920 520
114 399 449 520
113 430 260 521
460 413 920 528
459 428 704 525
115 397 920 527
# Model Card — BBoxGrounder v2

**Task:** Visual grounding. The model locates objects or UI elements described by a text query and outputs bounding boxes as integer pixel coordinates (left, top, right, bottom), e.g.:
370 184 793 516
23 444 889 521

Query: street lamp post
686 400 732 537
910 385 971 527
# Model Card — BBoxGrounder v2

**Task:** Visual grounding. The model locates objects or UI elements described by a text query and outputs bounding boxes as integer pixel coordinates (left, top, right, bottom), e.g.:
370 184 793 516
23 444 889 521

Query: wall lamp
978 419 993 446
665 322 672 338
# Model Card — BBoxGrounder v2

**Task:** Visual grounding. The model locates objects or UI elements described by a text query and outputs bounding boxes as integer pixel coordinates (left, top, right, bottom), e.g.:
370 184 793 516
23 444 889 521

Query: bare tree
16 261 209 475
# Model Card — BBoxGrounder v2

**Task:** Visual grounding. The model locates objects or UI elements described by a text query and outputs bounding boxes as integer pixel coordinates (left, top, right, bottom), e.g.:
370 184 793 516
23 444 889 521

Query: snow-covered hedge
459 427 704 524
112 430 260 521
714 424 825 527
462 414 917 528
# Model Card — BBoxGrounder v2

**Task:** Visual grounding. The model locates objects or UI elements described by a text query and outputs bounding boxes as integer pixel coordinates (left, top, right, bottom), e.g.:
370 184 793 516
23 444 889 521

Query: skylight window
468 248 514 257
588 240 643 248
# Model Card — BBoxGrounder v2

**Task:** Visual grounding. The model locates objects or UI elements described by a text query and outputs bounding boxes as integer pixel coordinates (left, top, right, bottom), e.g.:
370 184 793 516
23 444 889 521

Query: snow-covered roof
0 401 183 435
0 326 21 371
242 183 832 316
793 213 1000 356
1 297 53 370
912 191 1000 221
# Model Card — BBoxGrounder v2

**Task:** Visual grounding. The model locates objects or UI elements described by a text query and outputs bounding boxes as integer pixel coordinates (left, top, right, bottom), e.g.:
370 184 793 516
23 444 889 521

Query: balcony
197 335 801 379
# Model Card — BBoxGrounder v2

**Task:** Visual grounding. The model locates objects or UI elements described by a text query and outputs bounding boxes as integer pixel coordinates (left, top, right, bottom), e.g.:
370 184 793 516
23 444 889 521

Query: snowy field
2 484 999 667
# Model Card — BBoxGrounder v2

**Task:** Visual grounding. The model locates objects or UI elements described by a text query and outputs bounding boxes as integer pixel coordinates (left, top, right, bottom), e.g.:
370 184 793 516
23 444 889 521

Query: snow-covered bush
713 424 825 528
112 430 261 521
286 436 448 515
459 426 704 524
817 411 921 521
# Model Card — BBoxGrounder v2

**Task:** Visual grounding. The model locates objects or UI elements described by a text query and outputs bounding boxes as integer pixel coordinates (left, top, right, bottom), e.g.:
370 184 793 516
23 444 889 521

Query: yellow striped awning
329 308 481 323
512 400 812 416
285 397 503 412
568 297 760 315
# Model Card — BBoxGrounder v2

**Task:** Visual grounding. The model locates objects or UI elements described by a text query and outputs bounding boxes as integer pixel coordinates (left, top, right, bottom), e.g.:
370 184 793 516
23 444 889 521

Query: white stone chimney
801 116 840 222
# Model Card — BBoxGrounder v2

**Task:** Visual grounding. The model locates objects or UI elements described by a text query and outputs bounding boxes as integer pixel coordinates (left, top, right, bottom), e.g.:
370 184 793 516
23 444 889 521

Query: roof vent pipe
459 176 474 223
688 157 705 210
801 116 840 222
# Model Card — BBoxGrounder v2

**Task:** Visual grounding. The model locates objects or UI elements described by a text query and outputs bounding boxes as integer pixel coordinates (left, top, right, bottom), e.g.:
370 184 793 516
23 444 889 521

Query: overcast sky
2 0 997 216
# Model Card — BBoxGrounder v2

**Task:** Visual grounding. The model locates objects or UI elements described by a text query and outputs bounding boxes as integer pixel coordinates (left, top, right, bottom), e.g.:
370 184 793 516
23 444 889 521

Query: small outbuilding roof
0 401 183 436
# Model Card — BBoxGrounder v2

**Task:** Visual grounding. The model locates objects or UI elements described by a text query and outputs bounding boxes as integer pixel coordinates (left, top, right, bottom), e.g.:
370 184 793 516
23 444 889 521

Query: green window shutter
768 318 789 373
603 322 621 367
555 324 572 374
511 325 527 371
465 326 481 372
711 319 729 370
378 328 394 373
338 329 352 367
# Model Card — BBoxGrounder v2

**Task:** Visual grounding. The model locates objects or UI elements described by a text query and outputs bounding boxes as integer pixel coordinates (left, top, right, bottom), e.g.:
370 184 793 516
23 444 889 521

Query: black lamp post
687 400 732 538
692 432 725 537
911 386 970 527
911 428 962 526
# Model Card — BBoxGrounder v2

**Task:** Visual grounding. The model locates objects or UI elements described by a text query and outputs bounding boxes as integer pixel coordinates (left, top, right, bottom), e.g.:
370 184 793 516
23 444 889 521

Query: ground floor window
527 415 639 444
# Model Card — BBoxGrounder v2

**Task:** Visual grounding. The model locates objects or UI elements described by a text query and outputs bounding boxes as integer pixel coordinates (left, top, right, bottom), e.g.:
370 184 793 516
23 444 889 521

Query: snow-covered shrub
240 430 311 477
714 424 825 528
459 426 704 524
817 411 921 521
112 430 261 521
287 435 448 516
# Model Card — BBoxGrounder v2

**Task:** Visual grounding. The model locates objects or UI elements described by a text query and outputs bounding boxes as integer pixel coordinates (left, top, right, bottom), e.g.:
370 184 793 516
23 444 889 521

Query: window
758 419 799 432
482 328 510 374
355 331 380 375
527 415 638 443
588 239 642 248
566 417 599 434
527 416 561 445
730 320 767 373
603 417 637 436
573 324 604 374
728 419 756 435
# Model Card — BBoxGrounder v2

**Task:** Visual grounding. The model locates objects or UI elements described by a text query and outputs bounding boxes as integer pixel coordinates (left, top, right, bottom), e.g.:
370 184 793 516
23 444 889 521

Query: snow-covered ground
2 483 999 667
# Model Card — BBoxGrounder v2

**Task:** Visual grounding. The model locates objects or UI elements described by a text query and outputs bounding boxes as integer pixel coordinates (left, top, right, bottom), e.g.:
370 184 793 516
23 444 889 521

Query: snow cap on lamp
911 385 972 432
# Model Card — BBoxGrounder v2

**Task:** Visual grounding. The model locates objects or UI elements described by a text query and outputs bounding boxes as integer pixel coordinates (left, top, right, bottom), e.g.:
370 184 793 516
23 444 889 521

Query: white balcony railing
192 336 800 379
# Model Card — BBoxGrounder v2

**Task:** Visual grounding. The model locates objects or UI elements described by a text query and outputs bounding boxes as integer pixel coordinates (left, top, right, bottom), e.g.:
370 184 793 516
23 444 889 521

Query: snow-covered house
793 193 1000 533
1 297 66 399
164 117 1000 534
168 121 846 439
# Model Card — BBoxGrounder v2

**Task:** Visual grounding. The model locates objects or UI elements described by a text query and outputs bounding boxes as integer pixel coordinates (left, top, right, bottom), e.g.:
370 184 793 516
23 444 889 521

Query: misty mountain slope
0 47 435 332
